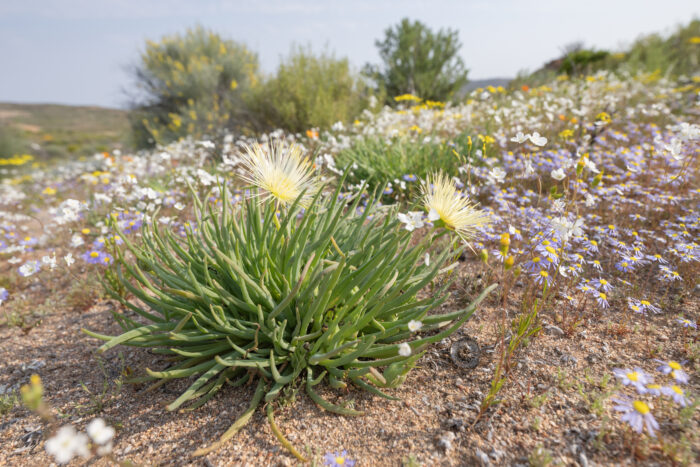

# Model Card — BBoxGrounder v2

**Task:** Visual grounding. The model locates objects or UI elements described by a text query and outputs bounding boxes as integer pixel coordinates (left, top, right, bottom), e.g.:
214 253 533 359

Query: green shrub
621 19 700 76
337 132 483 200
0 124 27 158
86 143 494 457
249 46 372 133
365 18 469 103
559 49 610 76
128 26 260 148
514 19 700 88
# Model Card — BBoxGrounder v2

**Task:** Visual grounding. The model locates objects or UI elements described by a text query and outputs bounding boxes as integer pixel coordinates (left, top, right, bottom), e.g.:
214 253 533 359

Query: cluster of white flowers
45 418 115 465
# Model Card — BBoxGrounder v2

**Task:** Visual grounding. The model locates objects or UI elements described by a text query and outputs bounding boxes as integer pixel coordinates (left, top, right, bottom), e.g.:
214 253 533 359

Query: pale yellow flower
239 142 321 207
422 172 489 241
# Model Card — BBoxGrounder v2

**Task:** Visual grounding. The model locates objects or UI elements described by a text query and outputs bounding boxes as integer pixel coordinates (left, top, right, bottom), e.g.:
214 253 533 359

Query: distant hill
0 102 129 160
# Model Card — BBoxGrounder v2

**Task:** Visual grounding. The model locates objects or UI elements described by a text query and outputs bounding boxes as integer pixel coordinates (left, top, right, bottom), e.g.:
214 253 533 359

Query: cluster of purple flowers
611 360 693 437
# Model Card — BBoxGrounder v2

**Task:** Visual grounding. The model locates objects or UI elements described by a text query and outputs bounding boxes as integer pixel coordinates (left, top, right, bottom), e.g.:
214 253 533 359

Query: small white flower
550 168 566 181
397 211 425 232
173 202 185 211
424 253 430 267
19 261 41 277
523 159 535 176
488 167 507 184
398 342 412 357
64 253 75 267
427 208 441 222
96 441 113 456
42 254 58 270
408 320 423 332
552 199 566 213
663 138 684 161
45 425 89 464
551 216 586 242
583 158 600 173
8 256 21 265
584 194 596 207
510 131 530 144
529 132 548 147
87 418 115 445
70 234 84 248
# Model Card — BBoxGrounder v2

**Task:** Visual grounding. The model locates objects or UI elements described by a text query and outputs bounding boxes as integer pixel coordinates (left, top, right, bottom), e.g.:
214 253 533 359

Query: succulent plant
85 146 493 458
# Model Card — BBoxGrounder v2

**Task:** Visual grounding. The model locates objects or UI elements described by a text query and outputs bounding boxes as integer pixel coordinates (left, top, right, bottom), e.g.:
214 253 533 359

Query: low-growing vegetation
1 17 698 467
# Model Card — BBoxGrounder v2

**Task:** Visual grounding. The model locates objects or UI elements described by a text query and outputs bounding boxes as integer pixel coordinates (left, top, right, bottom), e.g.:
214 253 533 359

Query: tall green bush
128 26 259 148
365 18 469 103
249 46 372 133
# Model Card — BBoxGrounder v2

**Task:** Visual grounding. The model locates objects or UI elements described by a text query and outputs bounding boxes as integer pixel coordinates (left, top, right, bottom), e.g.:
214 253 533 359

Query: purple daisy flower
324 450 356 467
612 396 659 437
676 318 697 329
613 368 651 394
590 277 613 292
653 359 689 384
82 250 105 264
660 385 691 407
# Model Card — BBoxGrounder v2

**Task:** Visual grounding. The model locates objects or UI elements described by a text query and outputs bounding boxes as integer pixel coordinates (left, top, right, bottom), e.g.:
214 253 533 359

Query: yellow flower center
600 279 607 285
627 371 639 382
633 401 650 414
545 246 556 255
335 457 346 465
640 300 650 306
532 257 541 263
647 384 660 389
599 293 607 300
671 385 683 395
668 361 681 370
540 271 548 277
90 251 99 258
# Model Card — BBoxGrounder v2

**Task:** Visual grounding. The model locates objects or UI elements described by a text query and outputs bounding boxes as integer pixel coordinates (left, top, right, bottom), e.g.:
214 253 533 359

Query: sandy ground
1 262 697 467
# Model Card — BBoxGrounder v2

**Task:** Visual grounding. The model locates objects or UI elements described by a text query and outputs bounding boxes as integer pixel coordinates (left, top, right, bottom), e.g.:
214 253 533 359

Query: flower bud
499 233 511 247
504 256 514 270
479 249 489 263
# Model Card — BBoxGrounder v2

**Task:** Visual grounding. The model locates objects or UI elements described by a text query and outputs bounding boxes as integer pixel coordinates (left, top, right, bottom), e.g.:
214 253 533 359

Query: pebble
445 418 467 432
20 359 45 372
475 448 490 466
561 354 578 365
437 431 455 451
544 324 565 336
579 450 589 467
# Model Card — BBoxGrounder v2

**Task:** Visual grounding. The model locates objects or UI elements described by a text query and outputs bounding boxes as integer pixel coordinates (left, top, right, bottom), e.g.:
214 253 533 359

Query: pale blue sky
0 0 697 108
